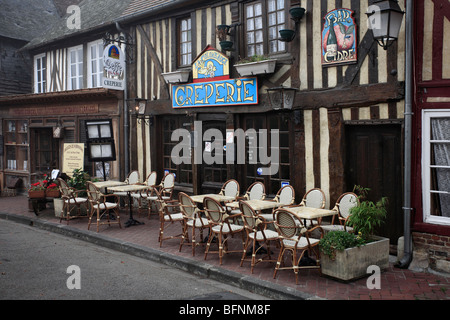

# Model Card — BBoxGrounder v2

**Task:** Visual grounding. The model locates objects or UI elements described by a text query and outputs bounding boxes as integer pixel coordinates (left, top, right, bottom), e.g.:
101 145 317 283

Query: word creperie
172 78 258 108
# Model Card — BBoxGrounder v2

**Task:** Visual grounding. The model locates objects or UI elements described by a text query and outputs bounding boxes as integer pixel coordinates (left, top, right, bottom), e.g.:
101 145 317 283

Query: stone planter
162 69 190 83
320 236 390 281
235 59 276 77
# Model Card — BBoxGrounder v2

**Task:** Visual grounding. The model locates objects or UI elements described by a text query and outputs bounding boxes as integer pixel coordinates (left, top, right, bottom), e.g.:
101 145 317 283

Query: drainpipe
396 0 413 269
115 22 130 178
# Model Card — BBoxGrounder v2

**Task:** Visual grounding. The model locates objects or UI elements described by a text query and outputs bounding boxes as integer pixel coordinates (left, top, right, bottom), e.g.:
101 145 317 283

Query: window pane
247 5 254 17
268 0 276 12
255 30 263 43
255 17 263 29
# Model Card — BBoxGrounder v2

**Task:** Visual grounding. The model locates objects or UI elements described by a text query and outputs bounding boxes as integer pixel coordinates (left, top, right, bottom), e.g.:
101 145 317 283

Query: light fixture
366 0 404 50
128 98 153 126
267 85 299 110
279 6 306 42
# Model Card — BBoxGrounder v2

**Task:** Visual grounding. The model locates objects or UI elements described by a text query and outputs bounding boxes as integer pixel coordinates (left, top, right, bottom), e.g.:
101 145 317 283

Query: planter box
28 190 45 199
321 236 390 281
46 190 61 198
235 59 276 77
162 69 190 83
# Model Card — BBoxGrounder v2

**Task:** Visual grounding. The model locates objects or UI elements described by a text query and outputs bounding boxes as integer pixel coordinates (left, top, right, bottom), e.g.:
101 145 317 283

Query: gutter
115 22 130 178
396 0 413 269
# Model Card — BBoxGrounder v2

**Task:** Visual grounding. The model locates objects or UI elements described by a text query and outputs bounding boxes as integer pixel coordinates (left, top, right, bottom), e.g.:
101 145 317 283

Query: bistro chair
321 192 359 233
203 197 246 265
178 192 210 256
273 209 323 285
259 185 295 222
86 181 122 233
146 173 175 218
114 170 140 208
218 179 240 201
239 201 279 273
153 189 184 247
228 181 266 215
131 171 157 217
298 188 327 226
57 178 88 224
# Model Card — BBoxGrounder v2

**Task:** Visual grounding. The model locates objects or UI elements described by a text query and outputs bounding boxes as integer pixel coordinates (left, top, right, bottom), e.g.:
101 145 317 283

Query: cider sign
322 8 357 67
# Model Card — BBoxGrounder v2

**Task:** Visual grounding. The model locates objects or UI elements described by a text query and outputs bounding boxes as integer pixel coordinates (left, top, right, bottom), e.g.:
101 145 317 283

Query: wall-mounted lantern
267 85 299 110
128 98 153 126
279 6 306 42
366 0 404 50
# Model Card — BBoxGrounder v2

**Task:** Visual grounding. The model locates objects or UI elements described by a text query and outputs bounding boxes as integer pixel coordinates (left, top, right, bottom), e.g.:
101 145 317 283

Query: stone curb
0 212 319 300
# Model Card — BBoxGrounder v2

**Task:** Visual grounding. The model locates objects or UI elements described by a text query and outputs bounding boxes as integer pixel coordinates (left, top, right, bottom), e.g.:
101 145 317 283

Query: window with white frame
68 45 84 90
245 0 286 57
178 17 192 66
34 54 46 93
87 40 104 88
422 109 450 226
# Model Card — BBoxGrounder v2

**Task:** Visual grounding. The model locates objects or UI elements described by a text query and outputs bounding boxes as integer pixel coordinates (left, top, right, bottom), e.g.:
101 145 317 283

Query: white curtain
431 118 450 217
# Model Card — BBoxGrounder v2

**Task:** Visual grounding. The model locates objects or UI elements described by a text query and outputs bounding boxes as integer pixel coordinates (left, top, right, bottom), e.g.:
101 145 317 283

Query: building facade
120 0 406 244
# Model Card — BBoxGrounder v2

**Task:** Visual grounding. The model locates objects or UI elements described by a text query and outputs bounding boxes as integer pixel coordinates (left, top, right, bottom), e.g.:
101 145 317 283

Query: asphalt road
0 219 270 301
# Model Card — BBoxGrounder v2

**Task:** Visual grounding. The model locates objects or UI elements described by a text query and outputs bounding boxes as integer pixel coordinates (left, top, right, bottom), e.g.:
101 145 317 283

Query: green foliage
236 54 269 64
347 185 388 241
68 168 91 196
319 231 365 260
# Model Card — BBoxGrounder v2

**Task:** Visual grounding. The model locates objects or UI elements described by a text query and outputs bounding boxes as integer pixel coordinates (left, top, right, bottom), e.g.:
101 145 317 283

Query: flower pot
28 190 45 199
46 190 61 198
289 7 306 20
235 59 276 77
219 40 233 51
161 69 191 83
320 236 390 281
279 29 295 42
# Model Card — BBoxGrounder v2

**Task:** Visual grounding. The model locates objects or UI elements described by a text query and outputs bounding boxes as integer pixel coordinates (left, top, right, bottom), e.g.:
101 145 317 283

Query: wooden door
345 124 403 244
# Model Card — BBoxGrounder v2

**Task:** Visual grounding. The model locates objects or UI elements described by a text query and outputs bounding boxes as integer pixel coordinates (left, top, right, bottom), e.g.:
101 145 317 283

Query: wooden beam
295 81 405 109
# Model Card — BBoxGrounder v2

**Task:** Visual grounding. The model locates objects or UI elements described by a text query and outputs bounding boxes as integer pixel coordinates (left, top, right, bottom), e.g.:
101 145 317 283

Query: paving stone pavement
1 195 449 300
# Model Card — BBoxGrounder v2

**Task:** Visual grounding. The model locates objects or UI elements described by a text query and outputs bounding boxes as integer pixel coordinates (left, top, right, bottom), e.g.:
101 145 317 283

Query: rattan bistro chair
219 179 240 201
131 171 157 217
322 192 359 233
203 197 246 265
57 178 88 224
259 185 295 222
273 209 323 284
86 181 122 232
228 181 265 215
146 173 175 218
153 189 184 247
114 170 140 207
239 201 279 273
179 192 209 256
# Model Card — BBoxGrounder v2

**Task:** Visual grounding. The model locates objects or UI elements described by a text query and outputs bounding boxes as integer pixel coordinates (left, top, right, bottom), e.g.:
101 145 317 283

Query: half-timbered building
118 0 406 245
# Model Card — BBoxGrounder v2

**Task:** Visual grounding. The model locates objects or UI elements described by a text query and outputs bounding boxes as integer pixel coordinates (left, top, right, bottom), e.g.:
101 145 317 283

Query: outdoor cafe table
225 199 283 212
92 180 127 189
107 184 149 228
190 194 236 204
285 206 337 227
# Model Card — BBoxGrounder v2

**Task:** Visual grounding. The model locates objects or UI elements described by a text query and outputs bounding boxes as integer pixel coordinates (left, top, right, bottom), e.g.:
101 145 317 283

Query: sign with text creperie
62 143 84 177
172 46 258 108
103 44 125 90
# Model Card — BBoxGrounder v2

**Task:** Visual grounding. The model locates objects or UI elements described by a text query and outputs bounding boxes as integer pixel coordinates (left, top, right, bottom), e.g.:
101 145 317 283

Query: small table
286 206 337 221
93 181 127 192
108 184 149 228
190 194 236 204
226 199 283 212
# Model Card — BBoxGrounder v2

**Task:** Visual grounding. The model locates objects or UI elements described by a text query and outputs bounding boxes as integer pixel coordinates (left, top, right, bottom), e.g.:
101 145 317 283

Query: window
422 110 450 226
68 45 83 90
34 54 46 93
245 0 286 57
179 17 192 66
87 40 104 88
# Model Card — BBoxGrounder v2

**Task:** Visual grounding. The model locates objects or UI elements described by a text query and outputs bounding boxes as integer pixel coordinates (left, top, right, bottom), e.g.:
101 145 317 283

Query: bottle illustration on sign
326 20 338 61
322 8 357 66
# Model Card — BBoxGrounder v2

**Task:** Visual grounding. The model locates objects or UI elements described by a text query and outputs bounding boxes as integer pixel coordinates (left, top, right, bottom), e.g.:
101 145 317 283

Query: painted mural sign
322 8 357 67
172 46 258 108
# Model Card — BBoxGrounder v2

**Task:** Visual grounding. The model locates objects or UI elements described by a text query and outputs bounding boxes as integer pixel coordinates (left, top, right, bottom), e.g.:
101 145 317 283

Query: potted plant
28 180 46 198
68 168 91 197
217 24 233 51
319 186 390 281
235 55 276 76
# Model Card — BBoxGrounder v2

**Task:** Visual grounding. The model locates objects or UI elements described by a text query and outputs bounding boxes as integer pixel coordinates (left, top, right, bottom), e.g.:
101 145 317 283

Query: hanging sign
103 44 125 90
322 8 357 67
172 46 258 108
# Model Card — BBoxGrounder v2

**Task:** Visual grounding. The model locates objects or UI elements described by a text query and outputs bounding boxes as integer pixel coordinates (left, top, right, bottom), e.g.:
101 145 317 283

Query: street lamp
267 86 299 110
366 0 405 50
128 98 153 126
